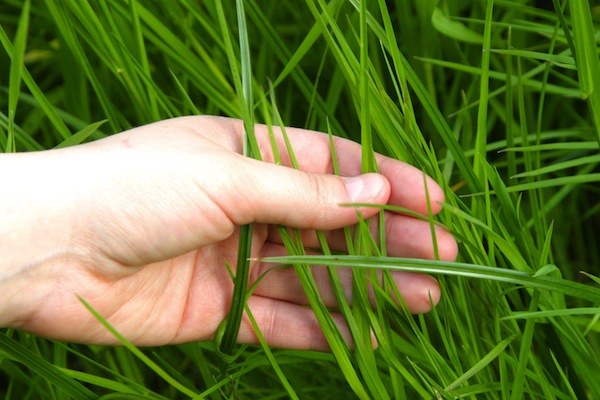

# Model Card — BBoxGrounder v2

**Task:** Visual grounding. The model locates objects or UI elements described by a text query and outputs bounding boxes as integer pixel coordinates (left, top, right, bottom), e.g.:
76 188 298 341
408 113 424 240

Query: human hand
0 116 457 350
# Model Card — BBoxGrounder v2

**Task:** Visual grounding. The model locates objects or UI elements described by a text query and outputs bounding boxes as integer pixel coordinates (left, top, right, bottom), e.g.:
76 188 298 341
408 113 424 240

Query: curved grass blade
445 333 517 391
432 7 484 45
259 255 600 303
0 333 96 400
501 308 600 320
58 369 146 397
77 296 200 399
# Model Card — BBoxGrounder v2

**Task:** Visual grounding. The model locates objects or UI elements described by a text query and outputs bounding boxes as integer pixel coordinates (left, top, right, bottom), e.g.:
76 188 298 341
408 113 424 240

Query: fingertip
434 225 459 262
391 272 441 315
383 160 445 216
342 173 390 206
410 275 441 314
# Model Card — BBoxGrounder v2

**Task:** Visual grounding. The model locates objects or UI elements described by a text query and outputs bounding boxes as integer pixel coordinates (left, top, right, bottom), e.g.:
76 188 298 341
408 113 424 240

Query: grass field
1 0 600 398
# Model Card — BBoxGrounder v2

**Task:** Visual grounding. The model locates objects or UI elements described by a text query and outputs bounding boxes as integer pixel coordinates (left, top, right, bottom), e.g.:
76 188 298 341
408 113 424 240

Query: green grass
1 0 600 398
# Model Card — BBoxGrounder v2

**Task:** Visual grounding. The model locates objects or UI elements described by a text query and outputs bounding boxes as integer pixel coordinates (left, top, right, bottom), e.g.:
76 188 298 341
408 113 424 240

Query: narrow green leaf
359 0 373 173
549 349 579 400
243 305 300 400
0 333 97 400
510 154 600 179
506 174 600 192
569 0 600 142
214 0 259 360
581 271 600 285
6 0 30 152
502 308 600 320
77 297 200 399
431 8 484 45
260 255 600 303
474 0 495 180
445 334 517 391
416 57 581 97
510 291 540 400
54 120 107 149
533 264 559 278
59 369 141 395
489 48 575 69
216 224 252 357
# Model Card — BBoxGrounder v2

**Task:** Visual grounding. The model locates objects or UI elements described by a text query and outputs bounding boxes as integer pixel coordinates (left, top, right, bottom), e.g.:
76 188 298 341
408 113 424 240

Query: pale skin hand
0 116 457 350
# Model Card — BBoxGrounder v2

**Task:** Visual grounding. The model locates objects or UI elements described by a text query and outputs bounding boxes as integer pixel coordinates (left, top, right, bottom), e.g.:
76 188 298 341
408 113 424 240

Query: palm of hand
25 224 351 351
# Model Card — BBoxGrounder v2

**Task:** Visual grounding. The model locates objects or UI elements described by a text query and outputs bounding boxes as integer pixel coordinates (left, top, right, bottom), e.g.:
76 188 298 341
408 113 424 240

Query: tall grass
1 0 600 398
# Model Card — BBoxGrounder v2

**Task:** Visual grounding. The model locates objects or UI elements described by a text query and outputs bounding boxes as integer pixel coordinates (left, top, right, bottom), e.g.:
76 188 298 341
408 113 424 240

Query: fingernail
342 174 385 203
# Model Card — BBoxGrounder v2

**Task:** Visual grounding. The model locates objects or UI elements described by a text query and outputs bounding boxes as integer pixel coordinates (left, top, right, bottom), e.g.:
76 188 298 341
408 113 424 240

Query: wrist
0 151 80 328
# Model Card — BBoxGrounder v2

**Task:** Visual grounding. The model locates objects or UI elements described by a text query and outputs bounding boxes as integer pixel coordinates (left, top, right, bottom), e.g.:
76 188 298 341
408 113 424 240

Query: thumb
218 158 391 230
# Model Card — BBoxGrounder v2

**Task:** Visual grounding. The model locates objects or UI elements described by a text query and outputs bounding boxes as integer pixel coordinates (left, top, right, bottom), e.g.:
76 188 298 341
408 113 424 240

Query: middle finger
267 212 457 261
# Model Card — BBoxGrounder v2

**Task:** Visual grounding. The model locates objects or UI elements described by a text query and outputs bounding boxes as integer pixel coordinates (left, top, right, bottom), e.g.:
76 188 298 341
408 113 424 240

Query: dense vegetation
1 0 600 398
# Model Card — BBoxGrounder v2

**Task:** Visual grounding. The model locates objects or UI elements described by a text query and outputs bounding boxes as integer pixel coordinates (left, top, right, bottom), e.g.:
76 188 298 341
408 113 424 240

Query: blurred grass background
1 0 600 398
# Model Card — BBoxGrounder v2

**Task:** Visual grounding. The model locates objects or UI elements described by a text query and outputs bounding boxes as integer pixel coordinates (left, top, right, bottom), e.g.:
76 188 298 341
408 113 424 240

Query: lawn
1 0 600 398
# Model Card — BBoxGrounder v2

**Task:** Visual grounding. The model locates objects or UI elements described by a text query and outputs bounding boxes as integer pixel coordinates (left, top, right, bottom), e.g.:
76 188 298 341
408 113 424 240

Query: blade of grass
358 0 373 173
569 0 600 142
77 296 200 399
505 173 600 192
259 255 600 303
243 305 299 399
432 7 484 45
502 308 600 320
280 243 371 400
417 57 581 98
510 154 600 179
58 369 147 396
5 0 30 153
474 0 495 180
128 0 158 120
489 49 575 69
445 333 517 391
44 0 124 131
510 291 540 400
134 2 238 116
0 333 96 400
53 120 107 149
214 0 260 360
